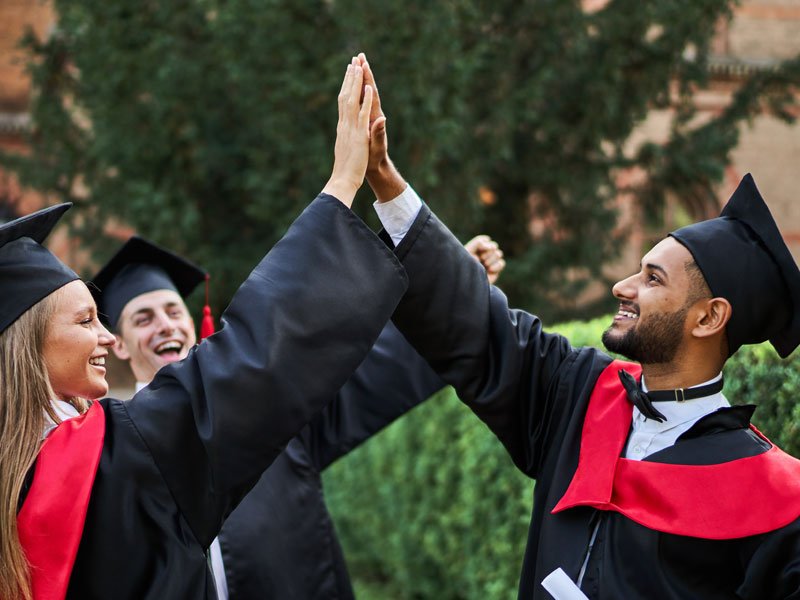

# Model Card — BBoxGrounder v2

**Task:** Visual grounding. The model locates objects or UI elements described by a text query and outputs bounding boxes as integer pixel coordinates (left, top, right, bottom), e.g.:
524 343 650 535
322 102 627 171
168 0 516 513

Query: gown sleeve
386 203 582 478
302 320 446 471
123 194 408 547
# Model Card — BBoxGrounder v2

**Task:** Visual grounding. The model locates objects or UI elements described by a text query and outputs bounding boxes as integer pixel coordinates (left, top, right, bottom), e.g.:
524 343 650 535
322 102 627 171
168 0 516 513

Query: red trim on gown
552 360 800 539
17 402 105 600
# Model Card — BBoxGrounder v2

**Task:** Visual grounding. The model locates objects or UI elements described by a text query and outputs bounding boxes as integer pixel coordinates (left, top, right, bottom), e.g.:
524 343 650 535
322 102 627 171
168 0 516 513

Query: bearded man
356 53 800 600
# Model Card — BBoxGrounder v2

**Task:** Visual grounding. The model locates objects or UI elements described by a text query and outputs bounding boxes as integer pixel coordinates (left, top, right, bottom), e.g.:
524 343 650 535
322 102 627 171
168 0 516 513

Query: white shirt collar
135 381 148 393
633 372 728 433
43 400 82 438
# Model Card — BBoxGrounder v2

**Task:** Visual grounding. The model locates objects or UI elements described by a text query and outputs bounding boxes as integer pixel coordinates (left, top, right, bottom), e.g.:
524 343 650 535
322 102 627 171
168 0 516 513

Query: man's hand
358 53 407 202
359 53 388 175
464 235 506 284
321 57 374 208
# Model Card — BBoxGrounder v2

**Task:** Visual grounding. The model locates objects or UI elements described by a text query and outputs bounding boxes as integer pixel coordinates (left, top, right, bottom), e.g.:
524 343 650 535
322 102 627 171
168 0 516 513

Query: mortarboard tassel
200 273 215 339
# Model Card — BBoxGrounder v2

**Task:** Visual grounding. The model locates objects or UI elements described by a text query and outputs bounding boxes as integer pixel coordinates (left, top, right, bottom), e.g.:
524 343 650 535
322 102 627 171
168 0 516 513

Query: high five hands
322 53 405 206
323 54 506 285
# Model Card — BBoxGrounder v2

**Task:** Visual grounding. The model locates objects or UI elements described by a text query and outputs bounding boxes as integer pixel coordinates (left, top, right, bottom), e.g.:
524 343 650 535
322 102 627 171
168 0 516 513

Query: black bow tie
617 370 725 423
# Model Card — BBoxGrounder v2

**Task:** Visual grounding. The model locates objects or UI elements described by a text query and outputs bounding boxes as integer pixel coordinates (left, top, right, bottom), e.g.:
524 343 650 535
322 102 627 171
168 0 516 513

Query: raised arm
360 54 580 478
303 321 445 471
303 234 506 469
123 60 404 546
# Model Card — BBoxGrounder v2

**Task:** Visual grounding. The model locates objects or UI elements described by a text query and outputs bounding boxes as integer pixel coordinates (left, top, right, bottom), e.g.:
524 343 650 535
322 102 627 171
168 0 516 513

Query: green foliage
324 317 800 599
325 388 533 600
4 1 799 321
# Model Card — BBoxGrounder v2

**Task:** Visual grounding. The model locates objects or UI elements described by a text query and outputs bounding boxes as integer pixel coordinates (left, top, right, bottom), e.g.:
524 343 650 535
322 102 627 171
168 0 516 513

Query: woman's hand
321 58 374 208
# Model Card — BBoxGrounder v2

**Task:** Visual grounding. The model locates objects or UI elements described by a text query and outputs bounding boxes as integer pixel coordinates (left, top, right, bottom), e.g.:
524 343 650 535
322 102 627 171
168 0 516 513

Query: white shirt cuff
373 185 423 247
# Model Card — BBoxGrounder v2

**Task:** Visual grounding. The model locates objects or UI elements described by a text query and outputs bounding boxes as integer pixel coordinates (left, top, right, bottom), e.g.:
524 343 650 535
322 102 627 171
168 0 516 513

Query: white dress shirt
373 185 423 247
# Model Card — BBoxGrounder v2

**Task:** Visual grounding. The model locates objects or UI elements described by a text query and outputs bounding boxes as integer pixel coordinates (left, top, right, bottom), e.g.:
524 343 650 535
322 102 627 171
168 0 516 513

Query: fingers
359 85 373 132
464 235 506 283
347 59 363 113
359 52 384 122
464 235 491 256
370 115 386 140
338 58 367 125
483 252 506 284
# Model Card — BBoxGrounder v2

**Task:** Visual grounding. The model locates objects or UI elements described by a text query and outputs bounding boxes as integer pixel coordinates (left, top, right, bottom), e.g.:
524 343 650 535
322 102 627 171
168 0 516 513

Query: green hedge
324 316 799 599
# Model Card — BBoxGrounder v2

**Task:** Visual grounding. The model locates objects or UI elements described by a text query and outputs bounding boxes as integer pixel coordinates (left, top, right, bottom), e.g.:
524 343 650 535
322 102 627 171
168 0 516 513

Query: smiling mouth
89 356 106 367
614 304 639 321
154 340 184 357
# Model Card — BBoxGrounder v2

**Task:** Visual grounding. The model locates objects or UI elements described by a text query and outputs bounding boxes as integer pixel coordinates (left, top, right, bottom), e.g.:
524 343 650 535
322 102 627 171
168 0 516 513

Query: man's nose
611 274 636 300
153 311 175 333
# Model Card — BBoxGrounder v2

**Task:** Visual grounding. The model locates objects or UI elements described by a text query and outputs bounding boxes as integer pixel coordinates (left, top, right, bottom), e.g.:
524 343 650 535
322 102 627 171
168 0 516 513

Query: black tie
617 369 724 423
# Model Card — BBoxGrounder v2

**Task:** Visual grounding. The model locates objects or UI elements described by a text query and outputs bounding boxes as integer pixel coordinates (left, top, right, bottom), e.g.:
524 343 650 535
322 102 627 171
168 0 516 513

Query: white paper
541 568 590 600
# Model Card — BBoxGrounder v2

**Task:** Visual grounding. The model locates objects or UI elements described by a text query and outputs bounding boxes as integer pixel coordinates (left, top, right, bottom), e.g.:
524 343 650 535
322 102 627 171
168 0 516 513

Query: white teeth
89 357 105 366
618 310 638 319
155 341 183 354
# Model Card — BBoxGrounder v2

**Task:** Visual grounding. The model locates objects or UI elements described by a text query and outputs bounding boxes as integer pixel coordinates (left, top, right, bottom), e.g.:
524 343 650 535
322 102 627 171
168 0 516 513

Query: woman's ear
692 297 732 340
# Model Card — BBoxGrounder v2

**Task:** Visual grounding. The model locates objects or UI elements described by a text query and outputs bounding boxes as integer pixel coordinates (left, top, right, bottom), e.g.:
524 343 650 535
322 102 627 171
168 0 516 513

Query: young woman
0 60 401 599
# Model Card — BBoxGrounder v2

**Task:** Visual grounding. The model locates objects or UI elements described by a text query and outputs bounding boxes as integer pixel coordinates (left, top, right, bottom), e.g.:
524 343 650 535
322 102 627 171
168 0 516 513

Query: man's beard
602 305 688 364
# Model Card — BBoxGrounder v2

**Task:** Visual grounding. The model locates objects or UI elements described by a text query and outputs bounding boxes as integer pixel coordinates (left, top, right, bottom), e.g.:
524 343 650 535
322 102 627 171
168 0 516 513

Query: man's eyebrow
644 262 669 279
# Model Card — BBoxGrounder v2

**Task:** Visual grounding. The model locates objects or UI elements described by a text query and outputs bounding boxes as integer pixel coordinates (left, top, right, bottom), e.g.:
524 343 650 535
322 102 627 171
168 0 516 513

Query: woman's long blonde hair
0 288 88 600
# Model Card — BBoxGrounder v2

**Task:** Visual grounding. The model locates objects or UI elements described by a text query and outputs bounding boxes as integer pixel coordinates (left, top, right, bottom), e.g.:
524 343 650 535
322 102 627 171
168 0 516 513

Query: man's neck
640 361 722 391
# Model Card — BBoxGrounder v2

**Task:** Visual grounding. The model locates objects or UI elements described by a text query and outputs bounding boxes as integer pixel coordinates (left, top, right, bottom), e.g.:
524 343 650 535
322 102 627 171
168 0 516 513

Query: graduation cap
0 203 79 334
90 236 214 336
670 174 800 358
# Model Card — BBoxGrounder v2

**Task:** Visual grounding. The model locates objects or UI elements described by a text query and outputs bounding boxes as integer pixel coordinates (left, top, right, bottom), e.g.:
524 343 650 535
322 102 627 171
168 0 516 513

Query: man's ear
112 334 131 361
691 297 732 339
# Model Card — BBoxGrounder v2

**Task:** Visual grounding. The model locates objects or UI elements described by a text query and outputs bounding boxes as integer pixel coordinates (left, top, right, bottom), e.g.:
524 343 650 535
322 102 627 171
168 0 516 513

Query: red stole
552 360 800 539
17 402 106 600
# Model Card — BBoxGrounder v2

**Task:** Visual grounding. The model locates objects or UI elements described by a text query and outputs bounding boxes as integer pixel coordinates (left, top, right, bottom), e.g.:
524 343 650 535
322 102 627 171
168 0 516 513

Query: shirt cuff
373 185 423 247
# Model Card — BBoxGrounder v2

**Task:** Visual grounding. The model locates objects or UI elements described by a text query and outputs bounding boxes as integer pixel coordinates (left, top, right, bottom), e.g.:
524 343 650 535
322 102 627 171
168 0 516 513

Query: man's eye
648 274 661 284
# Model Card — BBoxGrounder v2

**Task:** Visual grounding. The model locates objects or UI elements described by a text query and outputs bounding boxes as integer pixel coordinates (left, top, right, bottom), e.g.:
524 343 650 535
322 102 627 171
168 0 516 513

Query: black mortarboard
90 236 207 330
0 203 79 334
670 174 800 358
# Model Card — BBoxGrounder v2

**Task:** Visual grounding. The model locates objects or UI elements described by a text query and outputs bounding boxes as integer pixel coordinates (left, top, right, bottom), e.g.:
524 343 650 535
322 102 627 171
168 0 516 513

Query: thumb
370 116 387 140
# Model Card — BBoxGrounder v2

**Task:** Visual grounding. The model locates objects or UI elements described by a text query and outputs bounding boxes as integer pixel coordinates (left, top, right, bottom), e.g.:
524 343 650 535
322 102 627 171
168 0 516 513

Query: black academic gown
217 321 444 599
21 195 409 599
384 203 800 600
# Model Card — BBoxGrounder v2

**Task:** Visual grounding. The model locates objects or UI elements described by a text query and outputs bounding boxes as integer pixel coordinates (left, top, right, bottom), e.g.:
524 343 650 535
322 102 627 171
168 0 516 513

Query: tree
4 0 799 322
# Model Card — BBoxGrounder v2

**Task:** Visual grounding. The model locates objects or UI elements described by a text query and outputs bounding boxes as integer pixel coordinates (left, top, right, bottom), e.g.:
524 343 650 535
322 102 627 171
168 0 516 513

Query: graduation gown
384 203 800 600
19 195 409 599
217 321 444 599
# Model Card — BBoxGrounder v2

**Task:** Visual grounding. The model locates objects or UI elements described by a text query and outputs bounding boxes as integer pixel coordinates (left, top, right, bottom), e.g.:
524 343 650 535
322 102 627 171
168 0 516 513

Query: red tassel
200 274 215 339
